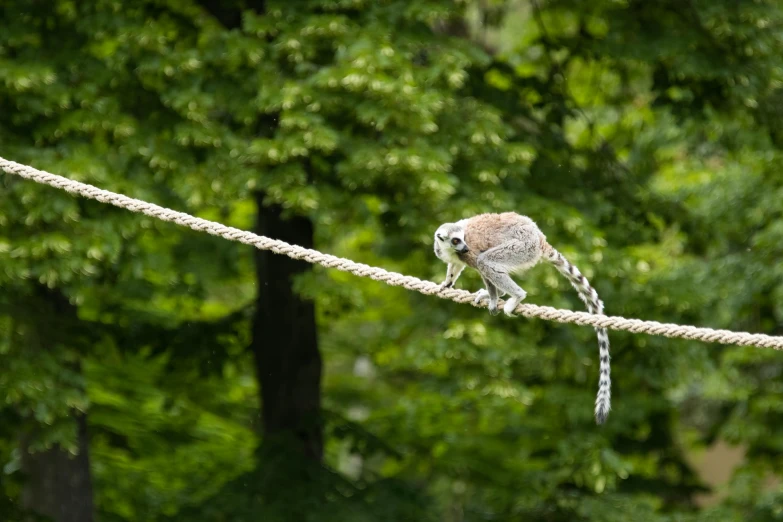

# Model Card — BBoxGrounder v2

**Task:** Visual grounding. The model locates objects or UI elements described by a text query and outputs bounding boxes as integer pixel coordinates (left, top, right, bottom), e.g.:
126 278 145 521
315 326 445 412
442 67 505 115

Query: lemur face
435 223 468 254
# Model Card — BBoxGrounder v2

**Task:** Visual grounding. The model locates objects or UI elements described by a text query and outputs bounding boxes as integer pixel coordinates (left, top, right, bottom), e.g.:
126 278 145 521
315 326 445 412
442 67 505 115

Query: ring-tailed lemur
433 212 611 424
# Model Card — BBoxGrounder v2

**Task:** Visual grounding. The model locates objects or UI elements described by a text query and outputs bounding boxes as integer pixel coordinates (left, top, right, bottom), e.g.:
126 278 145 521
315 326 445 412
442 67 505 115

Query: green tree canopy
1 1 782 521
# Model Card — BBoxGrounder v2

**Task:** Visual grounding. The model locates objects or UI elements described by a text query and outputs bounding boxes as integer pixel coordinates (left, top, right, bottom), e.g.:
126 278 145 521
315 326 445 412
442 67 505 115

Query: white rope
2 156 782 351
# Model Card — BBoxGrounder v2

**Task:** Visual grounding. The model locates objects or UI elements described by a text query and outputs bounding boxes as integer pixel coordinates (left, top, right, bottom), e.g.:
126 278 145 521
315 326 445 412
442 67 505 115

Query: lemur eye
451 238 460 245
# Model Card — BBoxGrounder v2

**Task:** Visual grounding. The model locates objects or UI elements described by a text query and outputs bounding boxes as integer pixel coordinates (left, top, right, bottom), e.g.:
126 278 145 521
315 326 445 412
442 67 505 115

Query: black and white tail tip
594 328 611 425
546 248 612 425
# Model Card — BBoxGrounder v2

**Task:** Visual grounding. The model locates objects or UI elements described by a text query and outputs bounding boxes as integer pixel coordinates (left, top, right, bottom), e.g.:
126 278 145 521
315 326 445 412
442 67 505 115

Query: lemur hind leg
476 240 540 316
474 276 501 315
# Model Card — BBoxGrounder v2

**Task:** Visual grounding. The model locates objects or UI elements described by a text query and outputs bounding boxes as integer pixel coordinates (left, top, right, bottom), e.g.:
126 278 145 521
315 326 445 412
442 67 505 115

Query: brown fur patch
458 212 538 268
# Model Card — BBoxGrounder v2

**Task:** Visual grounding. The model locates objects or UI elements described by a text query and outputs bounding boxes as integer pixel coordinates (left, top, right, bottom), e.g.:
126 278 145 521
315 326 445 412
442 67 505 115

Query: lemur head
434 222 468 254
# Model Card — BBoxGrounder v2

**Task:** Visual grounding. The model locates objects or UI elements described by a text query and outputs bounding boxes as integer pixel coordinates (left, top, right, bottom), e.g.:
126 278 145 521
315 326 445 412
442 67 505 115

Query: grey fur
434 212 612 425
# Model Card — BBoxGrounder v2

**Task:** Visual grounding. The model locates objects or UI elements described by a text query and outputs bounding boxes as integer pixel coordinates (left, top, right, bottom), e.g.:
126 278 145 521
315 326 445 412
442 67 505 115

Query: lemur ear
437 234 444 241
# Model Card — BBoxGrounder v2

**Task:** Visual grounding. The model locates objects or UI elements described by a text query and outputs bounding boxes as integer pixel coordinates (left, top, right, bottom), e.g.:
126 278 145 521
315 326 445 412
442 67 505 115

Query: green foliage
2 0 783 521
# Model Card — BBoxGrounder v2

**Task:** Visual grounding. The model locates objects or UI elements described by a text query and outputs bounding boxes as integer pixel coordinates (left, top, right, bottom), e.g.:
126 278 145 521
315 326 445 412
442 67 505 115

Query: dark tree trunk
21 412 94 522
201 0 323 461
250 192 323 461
19 288 94 522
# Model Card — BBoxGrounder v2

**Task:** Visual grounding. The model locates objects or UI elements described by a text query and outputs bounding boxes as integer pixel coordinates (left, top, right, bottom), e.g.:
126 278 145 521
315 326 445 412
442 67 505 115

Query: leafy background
1 0 782 521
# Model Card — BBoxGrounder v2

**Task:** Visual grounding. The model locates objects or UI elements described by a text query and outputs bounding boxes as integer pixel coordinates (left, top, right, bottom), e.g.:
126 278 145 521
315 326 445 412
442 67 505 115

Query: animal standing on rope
434 212 612 424
2 158 783 353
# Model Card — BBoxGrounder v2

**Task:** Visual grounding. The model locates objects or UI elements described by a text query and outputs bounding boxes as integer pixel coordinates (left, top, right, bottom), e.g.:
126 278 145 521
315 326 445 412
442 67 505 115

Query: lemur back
459 212 541 268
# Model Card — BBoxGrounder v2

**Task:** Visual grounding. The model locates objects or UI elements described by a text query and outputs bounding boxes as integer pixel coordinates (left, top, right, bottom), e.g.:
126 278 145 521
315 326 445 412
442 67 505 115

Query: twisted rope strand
2 156 782 351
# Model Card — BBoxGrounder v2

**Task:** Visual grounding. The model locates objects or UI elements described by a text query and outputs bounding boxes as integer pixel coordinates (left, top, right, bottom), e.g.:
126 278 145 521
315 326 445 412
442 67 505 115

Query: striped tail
544 246 611 424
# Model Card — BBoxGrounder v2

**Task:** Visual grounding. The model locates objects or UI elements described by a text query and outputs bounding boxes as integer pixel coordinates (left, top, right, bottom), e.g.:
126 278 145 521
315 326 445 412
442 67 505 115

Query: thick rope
2 156 782 351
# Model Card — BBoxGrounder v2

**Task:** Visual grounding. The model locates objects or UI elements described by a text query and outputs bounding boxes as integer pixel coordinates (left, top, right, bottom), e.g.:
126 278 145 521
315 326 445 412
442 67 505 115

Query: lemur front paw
439 280 454 290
